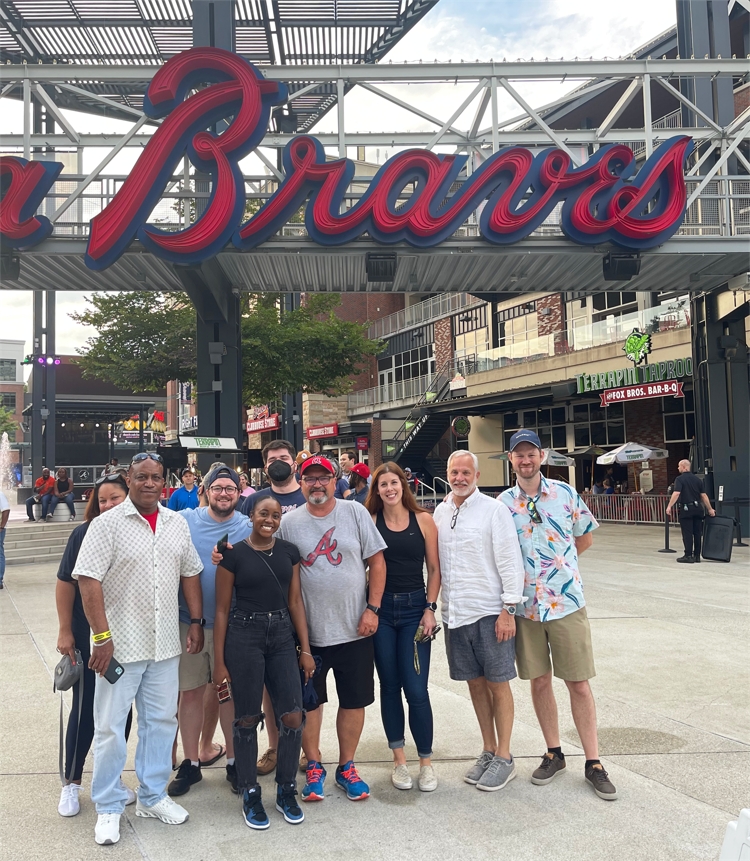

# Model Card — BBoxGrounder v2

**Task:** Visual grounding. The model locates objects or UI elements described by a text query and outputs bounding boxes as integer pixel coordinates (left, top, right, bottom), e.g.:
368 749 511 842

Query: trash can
702 515 735 563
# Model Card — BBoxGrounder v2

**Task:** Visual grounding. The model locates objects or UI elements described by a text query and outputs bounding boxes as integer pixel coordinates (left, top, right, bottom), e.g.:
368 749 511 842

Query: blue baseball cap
508 429 543 451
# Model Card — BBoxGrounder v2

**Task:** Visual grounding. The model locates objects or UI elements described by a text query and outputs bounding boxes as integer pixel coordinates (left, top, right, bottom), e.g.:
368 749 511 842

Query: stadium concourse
0 522 747 861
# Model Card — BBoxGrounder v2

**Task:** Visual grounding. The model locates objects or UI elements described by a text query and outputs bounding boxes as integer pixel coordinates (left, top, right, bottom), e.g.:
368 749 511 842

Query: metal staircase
383 359 455 479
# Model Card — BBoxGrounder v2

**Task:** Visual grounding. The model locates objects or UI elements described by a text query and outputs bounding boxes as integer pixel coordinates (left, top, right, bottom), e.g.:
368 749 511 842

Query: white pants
92 656 179 814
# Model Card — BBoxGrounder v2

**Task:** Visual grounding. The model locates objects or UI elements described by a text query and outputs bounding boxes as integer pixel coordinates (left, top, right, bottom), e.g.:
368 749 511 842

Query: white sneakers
95 813 121 845
135 794 189 825
58 783 83 817
391 763 438 792
418 765 438 792
391 764 413 790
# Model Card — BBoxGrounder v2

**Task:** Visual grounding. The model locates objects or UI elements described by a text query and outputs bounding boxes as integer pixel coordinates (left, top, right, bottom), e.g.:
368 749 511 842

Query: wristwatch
190 617 206 627
425 602 438 612
366 603 380 616
503 605 517 616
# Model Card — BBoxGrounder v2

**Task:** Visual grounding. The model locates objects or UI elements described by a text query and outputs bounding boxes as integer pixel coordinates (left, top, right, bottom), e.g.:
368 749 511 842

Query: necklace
247 537 275 556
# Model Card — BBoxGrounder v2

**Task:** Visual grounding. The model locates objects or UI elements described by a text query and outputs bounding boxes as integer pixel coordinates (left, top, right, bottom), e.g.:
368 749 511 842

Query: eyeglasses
209 485 238 496
527 498 543 524
450 508 460 529
95 471 128 486
302 475 333 486
131 452 163 465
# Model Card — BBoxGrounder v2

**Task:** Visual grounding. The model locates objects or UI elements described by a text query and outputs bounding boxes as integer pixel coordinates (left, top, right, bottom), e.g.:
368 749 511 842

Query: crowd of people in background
50 432 619 846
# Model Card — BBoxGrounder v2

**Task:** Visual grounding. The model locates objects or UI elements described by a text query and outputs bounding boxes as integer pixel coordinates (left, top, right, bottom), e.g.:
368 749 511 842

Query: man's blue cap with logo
508 429 543 451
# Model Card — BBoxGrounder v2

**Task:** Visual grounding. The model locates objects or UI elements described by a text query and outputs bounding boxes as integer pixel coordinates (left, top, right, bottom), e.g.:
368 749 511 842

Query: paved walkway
0 524 747 861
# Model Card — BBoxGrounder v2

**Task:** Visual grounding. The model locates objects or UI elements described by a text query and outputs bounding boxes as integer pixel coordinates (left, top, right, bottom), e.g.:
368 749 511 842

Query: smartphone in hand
217 680 232 703
103 657 125 684
216 533 229 555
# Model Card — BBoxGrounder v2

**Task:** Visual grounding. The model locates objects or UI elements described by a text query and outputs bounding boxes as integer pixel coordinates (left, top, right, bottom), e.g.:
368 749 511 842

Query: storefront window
572 402 625 448
497 302 538 346
454 304 490 365
504 406 567 451
0 359 16 382
663 388 695 442
378 345 434 383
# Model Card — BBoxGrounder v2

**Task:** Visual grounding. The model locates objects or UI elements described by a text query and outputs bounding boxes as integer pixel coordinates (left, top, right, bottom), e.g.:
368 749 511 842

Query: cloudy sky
1 0 677 363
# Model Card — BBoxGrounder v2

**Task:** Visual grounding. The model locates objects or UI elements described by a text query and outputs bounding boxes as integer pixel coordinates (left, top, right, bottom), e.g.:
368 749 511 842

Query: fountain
0 432 15 492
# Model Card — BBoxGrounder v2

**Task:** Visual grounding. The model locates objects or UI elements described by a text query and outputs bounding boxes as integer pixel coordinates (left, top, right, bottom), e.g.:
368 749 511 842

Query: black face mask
267 460 293 483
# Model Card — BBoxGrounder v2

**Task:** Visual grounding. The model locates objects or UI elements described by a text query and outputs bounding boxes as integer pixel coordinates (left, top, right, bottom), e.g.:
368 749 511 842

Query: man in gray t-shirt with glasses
278 456 386 803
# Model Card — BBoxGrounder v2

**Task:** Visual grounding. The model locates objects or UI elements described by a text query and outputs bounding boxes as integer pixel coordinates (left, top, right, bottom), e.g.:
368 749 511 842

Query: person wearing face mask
239 441 305 518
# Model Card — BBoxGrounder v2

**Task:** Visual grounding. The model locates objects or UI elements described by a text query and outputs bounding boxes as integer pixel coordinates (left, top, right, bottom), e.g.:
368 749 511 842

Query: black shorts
309 637 375 711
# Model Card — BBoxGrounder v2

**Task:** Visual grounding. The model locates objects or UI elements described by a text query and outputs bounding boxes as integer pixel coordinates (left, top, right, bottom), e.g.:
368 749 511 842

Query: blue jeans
92 655 179 814
0 529 5 583
25 492 52 520
49 492 75 517
373 588 433 758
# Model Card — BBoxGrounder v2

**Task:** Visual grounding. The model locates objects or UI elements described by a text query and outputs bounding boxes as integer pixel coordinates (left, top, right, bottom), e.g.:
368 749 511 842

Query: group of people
55 430 617 848
25 466 77 522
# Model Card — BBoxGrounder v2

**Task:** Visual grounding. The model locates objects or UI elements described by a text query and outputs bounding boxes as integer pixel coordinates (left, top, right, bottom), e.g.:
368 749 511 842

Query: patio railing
581 493 679 525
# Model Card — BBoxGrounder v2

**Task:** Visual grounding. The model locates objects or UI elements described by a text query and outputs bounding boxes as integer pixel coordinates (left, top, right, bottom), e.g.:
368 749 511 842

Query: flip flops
199 743 226 768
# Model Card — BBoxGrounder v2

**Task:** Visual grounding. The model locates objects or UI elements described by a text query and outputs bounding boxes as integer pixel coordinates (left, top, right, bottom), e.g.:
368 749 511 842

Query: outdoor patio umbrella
596 441 669 465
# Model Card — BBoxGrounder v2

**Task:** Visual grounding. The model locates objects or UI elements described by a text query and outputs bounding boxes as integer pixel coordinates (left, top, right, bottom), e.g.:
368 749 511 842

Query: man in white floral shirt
499 430 617 802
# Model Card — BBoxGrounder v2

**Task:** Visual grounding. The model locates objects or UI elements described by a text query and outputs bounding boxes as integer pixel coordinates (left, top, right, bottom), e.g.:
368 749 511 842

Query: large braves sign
0 48 694 271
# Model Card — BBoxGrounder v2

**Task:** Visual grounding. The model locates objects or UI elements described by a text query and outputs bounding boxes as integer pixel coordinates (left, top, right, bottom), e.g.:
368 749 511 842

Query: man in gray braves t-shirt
278 455 386 802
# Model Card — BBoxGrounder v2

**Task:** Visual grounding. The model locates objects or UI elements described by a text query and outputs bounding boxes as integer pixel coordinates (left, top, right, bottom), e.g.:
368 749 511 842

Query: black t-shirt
674 472 704 510
56 521 90 632
239 486 306 517
220 538 301 613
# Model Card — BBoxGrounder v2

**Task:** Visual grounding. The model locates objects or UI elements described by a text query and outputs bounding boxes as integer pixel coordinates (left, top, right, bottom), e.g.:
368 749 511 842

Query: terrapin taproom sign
0 48 695 269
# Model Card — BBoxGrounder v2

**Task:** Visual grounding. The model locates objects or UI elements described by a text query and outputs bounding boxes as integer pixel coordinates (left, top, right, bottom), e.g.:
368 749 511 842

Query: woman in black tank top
49 467 76 521
365 462 441 793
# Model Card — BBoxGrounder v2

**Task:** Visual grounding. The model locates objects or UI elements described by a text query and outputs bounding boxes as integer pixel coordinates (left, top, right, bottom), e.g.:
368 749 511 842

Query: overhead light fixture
603 252 641 282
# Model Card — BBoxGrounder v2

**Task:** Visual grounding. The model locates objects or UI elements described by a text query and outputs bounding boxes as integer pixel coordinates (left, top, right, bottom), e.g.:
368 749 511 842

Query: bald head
678 460 692 473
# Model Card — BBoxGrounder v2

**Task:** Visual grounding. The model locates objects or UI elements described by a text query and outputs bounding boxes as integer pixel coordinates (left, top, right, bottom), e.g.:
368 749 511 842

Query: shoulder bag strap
249 545 289 611
59 662 83 786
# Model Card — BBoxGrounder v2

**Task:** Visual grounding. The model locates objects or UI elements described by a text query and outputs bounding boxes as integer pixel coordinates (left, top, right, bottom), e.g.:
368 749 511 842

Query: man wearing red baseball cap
277 456 387 803
348 462 371 505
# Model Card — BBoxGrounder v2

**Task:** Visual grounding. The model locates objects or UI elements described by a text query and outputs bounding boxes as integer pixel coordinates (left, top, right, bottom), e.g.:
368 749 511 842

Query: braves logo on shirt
301 527 342 567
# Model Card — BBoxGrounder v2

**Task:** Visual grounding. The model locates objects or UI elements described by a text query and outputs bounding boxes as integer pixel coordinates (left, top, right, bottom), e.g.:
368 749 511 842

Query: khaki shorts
178 622 216 691
515 606 596 682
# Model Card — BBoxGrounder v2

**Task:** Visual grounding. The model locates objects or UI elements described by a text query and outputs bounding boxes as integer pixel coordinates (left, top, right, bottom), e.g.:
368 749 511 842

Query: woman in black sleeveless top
365 462 441 793
49 467 76 521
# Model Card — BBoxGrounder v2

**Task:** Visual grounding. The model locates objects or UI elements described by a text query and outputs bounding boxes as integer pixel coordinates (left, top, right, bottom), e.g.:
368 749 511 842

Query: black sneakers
168 760 201 797
531 752 567 785
585 762 618 800
226 762 239 794
677 555 694 563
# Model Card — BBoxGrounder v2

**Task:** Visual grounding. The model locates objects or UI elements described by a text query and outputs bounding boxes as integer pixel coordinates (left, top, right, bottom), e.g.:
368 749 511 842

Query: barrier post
658 511 677 553
732 499 748 547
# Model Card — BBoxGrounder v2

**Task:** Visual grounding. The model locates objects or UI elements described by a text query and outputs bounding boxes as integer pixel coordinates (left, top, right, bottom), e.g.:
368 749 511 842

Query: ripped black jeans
224 609 305 790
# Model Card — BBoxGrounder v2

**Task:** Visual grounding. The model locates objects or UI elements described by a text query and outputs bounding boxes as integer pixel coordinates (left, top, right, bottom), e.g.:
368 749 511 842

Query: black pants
66 620 132 782
679 515 704 559
224 609 304 791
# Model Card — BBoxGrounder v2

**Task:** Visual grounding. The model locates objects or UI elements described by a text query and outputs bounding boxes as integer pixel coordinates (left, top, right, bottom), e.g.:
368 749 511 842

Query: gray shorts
445 616 517 684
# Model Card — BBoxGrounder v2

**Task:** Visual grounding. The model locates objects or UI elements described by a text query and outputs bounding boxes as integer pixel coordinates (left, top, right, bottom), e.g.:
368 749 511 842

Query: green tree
72 291 382 405
0 406 17 439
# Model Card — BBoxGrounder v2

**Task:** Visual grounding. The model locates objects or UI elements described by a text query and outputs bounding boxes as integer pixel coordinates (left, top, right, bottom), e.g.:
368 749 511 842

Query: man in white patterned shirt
434 451 525 794
74 453 204 846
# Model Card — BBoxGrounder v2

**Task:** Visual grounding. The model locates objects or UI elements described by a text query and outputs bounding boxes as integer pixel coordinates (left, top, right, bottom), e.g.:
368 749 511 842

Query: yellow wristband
93 630 112 642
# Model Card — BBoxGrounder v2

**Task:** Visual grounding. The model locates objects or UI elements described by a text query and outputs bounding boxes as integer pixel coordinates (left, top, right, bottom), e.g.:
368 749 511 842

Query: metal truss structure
0 0 439 128
1 57 749 294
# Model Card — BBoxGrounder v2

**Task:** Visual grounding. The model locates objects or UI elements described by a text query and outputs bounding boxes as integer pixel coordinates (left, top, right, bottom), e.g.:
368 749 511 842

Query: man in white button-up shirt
74 453 204 847
434 451 524 793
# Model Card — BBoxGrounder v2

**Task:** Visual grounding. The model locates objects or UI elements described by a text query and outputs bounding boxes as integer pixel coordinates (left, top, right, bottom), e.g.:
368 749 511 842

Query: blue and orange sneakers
335 761 370 801
301 761 326 802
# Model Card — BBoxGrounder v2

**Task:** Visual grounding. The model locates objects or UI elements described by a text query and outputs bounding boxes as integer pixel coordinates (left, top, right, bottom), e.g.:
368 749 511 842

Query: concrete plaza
0 523 747 861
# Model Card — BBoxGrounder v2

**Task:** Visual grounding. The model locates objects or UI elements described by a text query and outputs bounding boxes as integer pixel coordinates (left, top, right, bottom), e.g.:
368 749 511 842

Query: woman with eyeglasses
212 497 315 830
364 462 441 792
55 473 134 817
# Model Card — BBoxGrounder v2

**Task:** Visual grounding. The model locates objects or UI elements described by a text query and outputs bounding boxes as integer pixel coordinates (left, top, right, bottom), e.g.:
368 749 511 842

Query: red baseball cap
298 455 335 475
350 463 371 479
